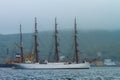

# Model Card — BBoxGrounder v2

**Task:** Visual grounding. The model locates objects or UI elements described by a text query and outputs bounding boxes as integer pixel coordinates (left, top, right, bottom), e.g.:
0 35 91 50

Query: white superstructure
104 59 116 66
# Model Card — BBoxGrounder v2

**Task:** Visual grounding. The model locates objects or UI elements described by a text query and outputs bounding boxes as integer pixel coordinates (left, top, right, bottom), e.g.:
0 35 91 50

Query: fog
0 0 120 34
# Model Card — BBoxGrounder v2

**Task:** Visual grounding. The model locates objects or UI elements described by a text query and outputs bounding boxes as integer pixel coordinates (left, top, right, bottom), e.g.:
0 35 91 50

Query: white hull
12 62 90 69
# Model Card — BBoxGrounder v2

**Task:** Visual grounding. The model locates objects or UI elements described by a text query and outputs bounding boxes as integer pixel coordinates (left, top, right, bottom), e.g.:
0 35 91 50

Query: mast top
55 17 57 28
20 24 22 34
74 17 77 34
35 17 38 33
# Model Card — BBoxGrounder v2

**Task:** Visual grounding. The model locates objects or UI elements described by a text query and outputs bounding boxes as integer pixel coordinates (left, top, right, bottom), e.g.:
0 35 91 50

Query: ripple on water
0 67 120 80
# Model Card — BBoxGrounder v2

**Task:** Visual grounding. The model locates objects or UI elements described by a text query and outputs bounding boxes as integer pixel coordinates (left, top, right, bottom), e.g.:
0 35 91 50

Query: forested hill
0 30 120 62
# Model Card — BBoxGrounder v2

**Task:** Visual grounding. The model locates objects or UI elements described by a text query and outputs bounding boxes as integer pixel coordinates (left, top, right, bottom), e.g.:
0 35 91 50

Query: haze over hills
0 30 120 63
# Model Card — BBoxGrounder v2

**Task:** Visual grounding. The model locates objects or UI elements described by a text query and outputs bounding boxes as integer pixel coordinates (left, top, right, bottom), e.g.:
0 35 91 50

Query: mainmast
34 17 39 62
74 18 79 64
54 17 59 62
20 24 24 63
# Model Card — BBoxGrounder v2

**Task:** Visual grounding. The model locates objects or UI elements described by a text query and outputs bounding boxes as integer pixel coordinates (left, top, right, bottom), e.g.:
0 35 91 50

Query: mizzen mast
34 17 39 62
20 24 24 63
54 17 59 62
74 18 79 64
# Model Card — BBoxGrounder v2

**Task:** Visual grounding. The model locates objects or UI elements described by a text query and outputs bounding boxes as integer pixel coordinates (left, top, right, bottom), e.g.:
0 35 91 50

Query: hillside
0 30 120 63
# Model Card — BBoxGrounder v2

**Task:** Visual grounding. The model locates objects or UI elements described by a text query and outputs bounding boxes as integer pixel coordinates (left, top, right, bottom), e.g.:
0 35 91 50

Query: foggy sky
0 0 120 34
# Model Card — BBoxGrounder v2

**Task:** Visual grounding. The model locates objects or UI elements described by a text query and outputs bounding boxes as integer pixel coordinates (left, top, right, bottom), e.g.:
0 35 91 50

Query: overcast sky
0 0 120 34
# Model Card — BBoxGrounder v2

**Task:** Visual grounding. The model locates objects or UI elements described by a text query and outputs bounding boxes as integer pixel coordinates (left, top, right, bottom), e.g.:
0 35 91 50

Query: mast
34 17 39 62
54 17 59 62
20 24 24 63
6 48 9 63
74 18 79 64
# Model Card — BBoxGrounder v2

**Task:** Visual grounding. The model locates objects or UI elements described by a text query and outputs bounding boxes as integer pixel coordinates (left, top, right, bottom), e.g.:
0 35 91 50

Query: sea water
0 67 120 80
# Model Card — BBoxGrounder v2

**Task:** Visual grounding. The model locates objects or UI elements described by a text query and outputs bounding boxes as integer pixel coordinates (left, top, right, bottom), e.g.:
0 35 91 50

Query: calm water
0 67 120 80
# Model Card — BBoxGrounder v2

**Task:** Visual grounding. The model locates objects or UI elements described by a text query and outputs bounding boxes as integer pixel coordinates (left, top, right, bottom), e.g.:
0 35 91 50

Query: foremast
74 18 79 64
20 24 24 63
34 17 39 62
54 17 59 62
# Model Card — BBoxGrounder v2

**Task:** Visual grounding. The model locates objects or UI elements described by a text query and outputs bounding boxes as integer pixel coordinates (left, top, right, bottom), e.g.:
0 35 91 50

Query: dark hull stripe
13 67 90 70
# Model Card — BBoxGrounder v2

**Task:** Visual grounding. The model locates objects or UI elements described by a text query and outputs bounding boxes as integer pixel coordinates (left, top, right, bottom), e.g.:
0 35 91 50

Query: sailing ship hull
12 62 90 69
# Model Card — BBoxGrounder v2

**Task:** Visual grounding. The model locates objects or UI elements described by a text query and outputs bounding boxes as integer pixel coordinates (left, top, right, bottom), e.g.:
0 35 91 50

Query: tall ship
12 17 90 69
